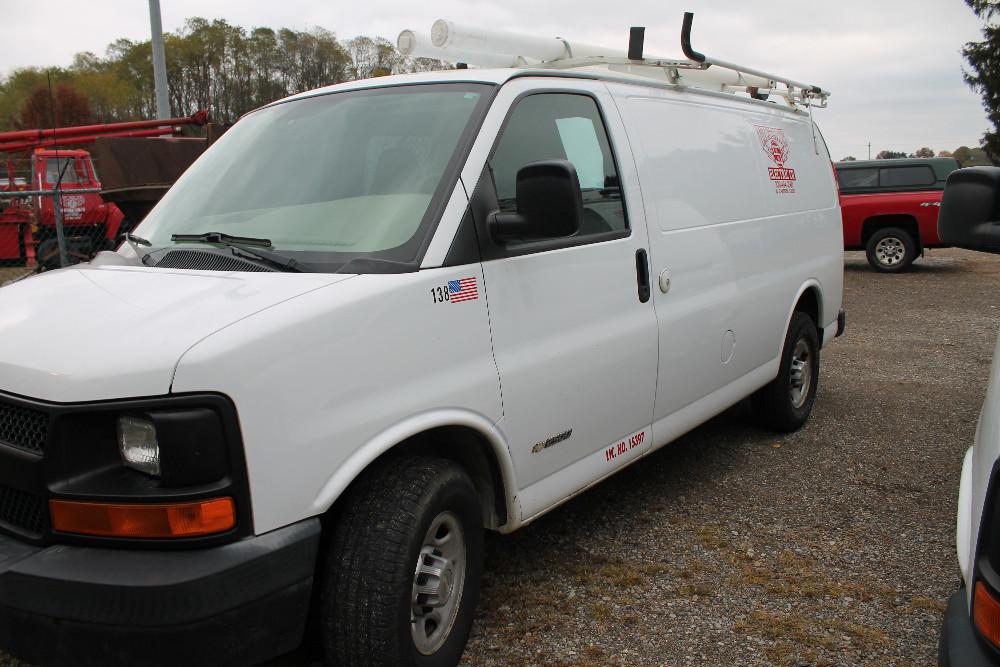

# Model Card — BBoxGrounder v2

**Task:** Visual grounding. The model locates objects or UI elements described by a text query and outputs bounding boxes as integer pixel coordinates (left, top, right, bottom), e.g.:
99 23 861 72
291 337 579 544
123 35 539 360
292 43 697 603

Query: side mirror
489 160 583 242
938 166 1000 254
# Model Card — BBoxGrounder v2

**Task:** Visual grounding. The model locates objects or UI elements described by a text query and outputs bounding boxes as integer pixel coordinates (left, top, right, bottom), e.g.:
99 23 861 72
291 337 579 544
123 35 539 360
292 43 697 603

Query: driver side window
489 93 628 236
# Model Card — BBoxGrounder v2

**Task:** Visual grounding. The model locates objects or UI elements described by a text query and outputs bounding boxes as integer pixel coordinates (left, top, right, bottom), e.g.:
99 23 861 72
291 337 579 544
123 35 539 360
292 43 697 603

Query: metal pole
148 0 171 120
50 192 69 268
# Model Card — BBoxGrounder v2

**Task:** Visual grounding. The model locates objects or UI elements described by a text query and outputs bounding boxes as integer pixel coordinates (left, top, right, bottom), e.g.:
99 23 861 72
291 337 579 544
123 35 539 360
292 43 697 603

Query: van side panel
610 84 842 438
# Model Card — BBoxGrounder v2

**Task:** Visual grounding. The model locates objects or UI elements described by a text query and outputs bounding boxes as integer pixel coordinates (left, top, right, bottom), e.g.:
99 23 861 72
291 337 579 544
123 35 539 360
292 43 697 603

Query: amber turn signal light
975 581 1000 648
49 497 236 538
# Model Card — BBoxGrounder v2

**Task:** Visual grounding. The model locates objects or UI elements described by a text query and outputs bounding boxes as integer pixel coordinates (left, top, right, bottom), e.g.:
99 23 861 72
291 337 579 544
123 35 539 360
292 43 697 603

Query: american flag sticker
448 277 479 303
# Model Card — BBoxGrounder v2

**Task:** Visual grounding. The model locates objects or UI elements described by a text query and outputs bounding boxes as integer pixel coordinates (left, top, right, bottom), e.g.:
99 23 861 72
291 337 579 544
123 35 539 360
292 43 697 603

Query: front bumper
940 587 999 667
0 518 320 667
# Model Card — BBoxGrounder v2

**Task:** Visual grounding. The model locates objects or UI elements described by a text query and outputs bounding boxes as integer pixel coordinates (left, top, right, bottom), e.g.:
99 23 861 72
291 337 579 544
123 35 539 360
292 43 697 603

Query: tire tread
322 456 478 667
752 311 820 432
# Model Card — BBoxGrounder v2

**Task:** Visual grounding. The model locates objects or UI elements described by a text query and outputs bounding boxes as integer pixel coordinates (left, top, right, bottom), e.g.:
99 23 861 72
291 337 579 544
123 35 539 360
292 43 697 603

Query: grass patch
737 550 877 601
735 609 889 665
909 596 947 613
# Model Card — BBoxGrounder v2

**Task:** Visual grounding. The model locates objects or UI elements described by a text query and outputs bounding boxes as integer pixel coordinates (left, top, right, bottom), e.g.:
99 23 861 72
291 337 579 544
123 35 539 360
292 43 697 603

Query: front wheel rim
874 237 905 266
411 510 466 655
789 338 812 409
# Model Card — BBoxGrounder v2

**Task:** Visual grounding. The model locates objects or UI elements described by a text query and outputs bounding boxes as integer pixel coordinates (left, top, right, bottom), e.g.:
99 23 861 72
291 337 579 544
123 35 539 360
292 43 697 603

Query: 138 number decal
431 285 451 303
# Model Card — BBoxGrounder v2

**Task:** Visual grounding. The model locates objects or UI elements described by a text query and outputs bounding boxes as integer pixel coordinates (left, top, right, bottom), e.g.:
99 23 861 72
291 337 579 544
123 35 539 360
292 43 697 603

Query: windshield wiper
124 232 153 265
334 256 418 274
171 232 272 247
171 231 318 273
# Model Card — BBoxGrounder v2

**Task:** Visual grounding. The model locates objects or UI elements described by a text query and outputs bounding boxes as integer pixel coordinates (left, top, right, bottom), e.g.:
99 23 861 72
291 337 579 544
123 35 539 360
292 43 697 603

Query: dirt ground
1 248 999 667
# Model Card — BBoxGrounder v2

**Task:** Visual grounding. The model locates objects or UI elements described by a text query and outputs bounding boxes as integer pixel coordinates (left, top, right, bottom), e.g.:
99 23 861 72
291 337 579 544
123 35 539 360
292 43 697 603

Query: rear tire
752 311 820 432
865 227 917 272
320 456 483 667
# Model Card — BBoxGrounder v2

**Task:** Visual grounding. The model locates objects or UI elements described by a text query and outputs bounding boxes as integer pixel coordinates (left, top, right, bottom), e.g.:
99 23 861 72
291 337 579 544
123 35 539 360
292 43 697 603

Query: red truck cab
33 149 125 266
1 149 125 268
836 157 961 272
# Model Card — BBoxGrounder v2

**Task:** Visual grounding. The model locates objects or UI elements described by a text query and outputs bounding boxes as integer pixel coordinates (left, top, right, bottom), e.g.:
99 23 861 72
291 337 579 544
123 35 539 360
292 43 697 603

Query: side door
469 80 658 519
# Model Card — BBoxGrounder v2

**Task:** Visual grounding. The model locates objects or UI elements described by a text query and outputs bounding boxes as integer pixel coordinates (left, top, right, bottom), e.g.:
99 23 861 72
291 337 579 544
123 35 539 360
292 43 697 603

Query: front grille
0 483 48 537
0 400 49 454
155 249 275 272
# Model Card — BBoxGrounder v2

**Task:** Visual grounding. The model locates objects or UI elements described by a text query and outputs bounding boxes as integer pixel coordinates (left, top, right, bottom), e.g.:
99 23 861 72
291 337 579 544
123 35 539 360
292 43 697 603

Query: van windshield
136 83 493 272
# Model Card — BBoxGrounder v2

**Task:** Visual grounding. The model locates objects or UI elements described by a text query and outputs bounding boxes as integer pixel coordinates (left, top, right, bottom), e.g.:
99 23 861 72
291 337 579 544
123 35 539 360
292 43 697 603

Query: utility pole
868 142 871 160
148 0 171 120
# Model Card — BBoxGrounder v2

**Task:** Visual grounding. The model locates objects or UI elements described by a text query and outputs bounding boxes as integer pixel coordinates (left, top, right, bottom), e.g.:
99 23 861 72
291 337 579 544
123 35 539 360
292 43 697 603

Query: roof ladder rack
397 12 829 108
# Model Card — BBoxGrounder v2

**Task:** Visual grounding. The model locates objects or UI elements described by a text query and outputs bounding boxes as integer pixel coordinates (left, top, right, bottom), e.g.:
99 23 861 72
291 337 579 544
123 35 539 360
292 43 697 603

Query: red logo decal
755 126 796 194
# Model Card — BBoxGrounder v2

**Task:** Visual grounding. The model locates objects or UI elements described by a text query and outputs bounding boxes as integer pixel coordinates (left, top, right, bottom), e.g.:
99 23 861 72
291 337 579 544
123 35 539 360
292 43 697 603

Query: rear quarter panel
610 83 842 436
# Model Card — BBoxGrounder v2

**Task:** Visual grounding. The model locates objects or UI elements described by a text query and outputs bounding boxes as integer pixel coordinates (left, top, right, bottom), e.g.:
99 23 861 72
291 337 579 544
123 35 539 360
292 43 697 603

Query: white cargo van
936 166 1000 666
0 16 844 667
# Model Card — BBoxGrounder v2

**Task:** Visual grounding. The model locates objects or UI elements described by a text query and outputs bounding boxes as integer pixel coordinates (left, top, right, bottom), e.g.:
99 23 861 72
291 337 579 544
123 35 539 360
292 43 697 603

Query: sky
0 0 993 159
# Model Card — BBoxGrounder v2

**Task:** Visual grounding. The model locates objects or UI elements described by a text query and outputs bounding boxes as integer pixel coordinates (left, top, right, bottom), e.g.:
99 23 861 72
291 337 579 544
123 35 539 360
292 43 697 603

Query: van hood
0 265 353 403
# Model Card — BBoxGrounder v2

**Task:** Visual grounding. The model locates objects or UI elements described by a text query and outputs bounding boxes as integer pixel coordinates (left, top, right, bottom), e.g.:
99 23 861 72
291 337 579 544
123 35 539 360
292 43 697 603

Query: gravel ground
1 248 999 667
460 248 1000 667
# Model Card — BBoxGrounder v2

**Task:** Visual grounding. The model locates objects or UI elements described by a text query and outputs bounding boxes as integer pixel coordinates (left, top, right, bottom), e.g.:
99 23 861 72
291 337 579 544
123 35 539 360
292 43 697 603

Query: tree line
0 17 447 132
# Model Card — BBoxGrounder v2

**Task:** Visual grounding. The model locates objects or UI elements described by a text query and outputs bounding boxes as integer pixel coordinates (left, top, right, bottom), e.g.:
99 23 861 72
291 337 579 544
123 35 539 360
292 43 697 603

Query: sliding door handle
635 248 651 303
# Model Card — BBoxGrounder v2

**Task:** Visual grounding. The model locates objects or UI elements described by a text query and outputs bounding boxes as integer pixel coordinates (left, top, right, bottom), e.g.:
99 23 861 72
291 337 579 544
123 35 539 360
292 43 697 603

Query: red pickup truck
835 157 962 272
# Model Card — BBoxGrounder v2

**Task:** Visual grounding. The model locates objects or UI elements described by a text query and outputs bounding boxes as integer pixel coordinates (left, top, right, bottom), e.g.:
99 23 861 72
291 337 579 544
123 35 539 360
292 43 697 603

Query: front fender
310 409 522 531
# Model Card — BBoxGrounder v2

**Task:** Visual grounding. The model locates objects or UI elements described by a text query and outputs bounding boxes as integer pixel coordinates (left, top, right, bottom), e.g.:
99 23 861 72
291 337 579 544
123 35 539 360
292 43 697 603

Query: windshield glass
45 157 84 185
136 83 493 271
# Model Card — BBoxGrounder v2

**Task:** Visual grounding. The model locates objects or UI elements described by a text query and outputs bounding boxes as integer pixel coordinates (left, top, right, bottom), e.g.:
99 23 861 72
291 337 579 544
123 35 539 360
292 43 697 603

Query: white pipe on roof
397 30 529 68
398 19 827 106
429 19 622 62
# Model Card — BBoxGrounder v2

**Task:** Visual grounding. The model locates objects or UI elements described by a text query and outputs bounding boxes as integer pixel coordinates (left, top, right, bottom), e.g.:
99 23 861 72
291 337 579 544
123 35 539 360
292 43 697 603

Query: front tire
321 456 483 667
865 227 917 272
752 311 820 432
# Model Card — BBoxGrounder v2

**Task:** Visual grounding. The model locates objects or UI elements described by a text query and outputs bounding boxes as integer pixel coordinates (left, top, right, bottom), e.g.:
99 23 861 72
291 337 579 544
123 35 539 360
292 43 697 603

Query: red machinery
0 111 208 268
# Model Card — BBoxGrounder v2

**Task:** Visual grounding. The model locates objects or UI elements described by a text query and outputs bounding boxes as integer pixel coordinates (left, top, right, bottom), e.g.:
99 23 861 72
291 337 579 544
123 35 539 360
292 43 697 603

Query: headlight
117 415 160 477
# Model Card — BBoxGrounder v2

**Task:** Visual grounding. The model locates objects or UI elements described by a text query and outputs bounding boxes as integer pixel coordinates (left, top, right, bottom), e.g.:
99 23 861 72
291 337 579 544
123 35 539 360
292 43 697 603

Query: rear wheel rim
410 510 466 656
789 338 812 409
875 237 905 266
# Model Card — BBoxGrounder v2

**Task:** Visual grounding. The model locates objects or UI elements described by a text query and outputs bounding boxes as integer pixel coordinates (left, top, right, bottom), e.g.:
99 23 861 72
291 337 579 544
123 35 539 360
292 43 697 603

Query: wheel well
861 215 921 251
324 426 509 532
794 287 820 328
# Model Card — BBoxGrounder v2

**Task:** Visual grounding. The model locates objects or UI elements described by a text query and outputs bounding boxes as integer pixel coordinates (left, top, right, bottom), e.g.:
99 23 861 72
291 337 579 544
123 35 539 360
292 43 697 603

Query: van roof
277 69 520 105
273 66 814 117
